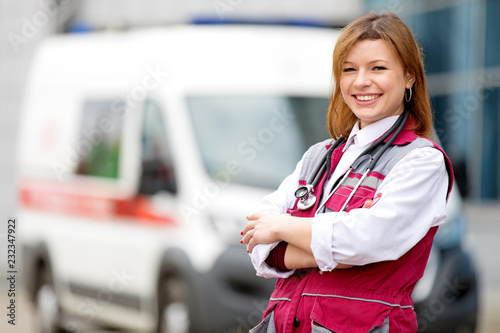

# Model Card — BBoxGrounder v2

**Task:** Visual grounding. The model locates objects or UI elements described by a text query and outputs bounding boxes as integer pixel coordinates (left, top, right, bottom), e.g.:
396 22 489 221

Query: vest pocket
310 295 391 333
324 186 375 212
311 319 388 333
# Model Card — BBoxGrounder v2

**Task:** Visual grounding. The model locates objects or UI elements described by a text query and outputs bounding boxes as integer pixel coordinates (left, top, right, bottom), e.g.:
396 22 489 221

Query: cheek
381 77 406 97
392 81 407 100
339 78 350 96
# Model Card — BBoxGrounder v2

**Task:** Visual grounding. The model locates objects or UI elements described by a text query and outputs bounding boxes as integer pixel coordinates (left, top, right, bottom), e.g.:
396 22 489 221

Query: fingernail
240 240 243 244
240 231 243 235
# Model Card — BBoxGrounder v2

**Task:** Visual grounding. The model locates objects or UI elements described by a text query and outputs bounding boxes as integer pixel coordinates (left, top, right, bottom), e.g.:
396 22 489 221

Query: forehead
344 39 400 64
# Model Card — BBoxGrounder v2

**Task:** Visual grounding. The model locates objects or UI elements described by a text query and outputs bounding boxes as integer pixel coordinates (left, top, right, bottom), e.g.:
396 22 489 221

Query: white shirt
249 116 449 278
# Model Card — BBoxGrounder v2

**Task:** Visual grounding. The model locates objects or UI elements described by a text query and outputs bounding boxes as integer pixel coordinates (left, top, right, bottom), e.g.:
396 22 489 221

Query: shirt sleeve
310 147 449 271
248 158 303 278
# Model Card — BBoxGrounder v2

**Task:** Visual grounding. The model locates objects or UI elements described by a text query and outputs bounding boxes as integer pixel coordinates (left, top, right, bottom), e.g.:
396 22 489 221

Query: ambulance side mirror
138 159 177 195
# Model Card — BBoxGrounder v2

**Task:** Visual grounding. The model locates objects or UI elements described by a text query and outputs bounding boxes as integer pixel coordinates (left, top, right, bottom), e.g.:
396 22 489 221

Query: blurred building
366 0 500 201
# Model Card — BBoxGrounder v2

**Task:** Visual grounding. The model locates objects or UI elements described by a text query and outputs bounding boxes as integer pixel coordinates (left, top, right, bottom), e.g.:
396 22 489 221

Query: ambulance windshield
187 95 330 189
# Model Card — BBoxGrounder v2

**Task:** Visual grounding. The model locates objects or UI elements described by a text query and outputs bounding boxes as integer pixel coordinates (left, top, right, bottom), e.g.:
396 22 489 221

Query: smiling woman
242 12 454 333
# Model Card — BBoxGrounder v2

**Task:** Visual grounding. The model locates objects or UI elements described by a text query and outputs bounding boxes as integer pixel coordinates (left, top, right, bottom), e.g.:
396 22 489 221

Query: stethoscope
294 110 410 211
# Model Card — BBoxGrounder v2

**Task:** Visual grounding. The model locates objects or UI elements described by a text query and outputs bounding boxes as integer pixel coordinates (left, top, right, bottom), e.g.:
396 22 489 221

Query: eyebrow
343 59 390 65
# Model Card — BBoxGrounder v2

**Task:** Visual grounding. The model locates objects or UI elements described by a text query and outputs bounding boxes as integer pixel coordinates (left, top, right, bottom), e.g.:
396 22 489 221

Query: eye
373 66 387 71
342 67 356 72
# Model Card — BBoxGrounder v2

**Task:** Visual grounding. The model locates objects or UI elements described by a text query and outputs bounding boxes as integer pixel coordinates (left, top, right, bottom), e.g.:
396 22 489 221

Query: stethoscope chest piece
295 185 317 210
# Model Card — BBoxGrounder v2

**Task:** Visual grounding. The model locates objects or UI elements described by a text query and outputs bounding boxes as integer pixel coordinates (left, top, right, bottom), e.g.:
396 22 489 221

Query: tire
157 275 195 333
34 263 64 333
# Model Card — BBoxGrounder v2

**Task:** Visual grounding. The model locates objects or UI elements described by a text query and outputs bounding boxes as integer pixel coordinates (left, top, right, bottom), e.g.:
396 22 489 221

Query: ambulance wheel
34 263 65 333
158 275 194 333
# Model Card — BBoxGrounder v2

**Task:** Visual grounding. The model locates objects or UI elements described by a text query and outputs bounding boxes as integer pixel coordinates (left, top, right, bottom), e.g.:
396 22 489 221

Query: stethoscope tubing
299 110 410 212
307 136 346 188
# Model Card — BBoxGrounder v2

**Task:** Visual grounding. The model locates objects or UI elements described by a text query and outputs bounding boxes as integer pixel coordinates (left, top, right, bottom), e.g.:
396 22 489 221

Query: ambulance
17 24 477 332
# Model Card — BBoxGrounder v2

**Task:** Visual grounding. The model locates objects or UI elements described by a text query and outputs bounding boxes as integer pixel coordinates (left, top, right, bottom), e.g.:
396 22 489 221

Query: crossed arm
241 147 449 273
240 200 376 271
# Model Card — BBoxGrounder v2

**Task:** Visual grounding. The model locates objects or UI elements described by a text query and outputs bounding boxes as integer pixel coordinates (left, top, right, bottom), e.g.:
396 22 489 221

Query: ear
406 72 416 88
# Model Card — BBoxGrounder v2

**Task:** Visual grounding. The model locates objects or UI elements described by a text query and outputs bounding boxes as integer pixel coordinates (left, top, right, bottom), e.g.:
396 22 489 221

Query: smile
355 94 381 101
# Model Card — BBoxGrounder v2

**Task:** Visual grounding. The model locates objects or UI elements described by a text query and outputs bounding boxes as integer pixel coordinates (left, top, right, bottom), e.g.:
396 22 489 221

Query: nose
353 69 372 88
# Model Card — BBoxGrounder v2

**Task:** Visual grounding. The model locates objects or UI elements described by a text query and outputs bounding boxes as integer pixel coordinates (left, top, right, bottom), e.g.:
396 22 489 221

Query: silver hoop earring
405 87 412 102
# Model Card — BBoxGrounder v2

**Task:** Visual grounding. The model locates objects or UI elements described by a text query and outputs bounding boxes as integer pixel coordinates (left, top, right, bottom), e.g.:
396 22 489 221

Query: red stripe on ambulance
20 184 176 226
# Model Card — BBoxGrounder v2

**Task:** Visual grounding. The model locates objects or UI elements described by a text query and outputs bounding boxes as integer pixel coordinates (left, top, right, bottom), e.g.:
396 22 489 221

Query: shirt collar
343 116 399 152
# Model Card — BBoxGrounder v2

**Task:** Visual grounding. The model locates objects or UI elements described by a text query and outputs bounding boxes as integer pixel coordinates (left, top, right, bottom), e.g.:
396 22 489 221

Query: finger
362 200 373 209
241 229 254 245
246 212 267 221
247 236 258 253
241 220 257 236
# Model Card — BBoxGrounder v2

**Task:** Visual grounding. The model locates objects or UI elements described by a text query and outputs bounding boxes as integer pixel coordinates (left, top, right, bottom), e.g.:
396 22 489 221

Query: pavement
0 202 498 333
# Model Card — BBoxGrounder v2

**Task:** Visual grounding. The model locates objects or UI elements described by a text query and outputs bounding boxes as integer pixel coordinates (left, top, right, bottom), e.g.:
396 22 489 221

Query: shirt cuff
249 242 295 279
310 212 340 271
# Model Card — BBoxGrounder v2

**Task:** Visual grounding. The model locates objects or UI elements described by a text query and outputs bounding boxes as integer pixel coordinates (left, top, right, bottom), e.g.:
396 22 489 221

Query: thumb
362 200 374 209
246 212 267 221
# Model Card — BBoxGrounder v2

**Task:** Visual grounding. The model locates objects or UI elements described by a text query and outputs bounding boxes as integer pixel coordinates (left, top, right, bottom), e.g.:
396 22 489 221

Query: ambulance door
58 97 180 328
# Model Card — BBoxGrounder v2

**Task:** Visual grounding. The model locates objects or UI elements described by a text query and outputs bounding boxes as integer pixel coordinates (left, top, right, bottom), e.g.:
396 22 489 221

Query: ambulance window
139 100 177 195
76 100 123 179
187 95 330 189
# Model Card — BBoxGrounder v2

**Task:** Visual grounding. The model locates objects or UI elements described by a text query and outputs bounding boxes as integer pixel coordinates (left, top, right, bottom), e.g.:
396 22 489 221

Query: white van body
18 25 339 332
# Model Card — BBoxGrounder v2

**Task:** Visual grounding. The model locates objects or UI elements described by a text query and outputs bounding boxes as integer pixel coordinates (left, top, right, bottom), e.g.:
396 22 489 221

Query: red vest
262 125 453 333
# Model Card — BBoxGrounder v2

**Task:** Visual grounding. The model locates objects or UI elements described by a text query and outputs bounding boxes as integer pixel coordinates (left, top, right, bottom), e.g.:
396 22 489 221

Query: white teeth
356 95 380 101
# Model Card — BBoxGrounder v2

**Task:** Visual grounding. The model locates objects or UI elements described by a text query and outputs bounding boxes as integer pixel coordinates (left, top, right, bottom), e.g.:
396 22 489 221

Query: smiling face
340 39 414 129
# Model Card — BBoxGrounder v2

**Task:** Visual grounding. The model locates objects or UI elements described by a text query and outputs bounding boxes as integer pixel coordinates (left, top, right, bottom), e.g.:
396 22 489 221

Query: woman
241 12 453 333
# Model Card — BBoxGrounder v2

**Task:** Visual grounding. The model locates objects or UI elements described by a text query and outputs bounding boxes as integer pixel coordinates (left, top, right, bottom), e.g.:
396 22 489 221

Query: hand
241 212 291 253
362 192 382 209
